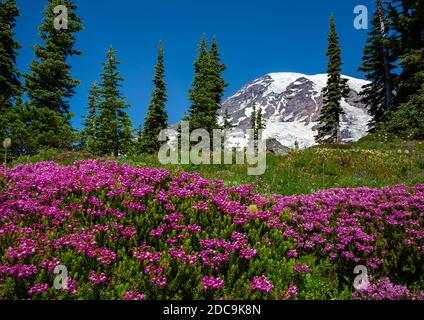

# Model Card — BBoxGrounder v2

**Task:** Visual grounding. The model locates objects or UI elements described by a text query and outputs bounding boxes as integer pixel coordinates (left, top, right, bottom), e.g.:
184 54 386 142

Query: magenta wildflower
201 276 225 290
249 275 274 293
28 283 49 296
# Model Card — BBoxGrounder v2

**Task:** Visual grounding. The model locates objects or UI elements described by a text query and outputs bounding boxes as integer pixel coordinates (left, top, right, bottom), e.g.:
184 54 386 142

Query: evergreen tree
24 0 83 116
188 37 215 131
187 36 227 134
255 107 266 141
378 0 424 139
81 82 100 153
222 109 234 130
208 37 228 128
359 0 397 129
139 42 168 154
250 104 257 131
256 108 265 130
0 0 21 152
97 47 133 157
5 102 75 156
0 0 21 112
380 76 424 139
388 0 424 105
315 16 350 144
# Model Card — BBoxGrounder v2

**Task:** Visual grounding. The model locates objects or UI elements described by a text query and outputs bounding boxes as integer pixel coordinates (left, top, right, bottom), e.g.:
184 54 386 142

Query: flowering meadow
0 160 423 300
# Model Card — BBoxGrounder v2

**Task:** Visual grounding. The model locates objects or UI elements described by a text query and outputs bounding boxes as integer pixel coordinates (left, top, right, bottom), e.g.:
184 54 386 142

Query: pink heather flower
123 291 145 300
88 271 108 285
121 226 137 238
283 285 299 299
192 202 208 211
201 276 225 290
239 248 257 260
28 283 49 296
352 278 413 300
150 276 167 288
294 263 310 273
62 278 78 296
186 224 202 233
249 275 274 293
286 250 298 258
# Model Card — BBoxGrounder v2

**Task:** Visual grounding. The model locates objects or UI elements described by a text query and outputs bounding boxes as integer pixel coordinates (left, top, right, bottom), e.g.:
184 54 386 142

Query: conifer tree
315 16 350 144
81 82 100 153
97 47 133 157
0 0 21 113
388 0 424 105
250 104 257 130
188 37 215 131
0 0 21 151
188 36 227 134
208 37 228 128
24 0 83 116
359 0 397 129
139 42 168 154
255 107 266 141
222 109 234 130
380 0 424 138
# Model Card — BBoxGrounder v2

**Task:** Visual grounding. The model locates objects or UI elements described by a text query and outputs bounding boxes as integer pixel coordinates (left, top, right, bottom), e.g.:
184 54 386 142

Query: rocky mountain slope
218 72 371 148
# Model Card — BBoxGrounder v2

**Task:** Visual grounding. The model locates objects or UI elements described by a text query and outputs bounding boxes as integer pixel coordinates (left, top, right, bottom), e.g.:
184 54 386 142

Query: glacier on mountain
218 72 371 149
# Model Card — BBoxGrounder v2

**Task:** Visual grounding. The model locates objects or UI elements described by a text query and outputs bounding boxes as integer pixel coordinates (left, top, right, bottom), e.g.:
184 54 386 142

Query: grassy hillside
12 138 424 196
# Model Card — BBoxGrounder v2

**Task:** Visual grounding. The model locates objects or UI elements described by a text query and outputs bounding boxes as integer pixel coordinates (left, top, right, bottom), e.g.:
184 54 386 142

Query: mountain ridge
218 72 371 148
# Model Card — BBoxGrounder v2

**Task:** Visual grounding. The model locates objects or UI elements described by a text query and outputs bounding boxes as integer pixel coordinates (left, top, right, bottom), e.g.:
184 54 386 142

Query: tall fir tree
222 109 234 130
315 16 350 144
97 47 133 157
24 0 83 116
359 0 397 130
256 108 266 130
380 0 424 138
187 36 227 134
208 37 228 129
250 104 257 130
0 0 21 151
81 82 100 154
187 37 215 131
388 0 424 105
139 42 168 154
0 0 21 113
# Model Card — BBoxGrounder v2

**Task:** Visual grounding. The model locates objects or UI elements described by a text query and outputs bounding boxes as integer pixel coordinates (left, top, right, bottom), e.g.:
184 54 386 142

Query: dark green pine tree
208 37 228 129
81 82 100 154
0 0 21 113
250 103 257 128
222 109 234 129
188 37 216 131
139 42 168 154
97 47 133 157
315 16 350 144
256 107 266 141
250 104 257 143
24 0 83 116
388 0 424 105
380 0 424 139
359 0 397 130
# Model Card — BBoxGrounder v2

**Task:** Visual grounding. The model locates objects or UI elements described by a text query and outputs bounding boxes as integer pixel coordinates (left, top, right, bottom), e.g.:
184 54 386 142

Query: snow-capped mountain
218 72 371 149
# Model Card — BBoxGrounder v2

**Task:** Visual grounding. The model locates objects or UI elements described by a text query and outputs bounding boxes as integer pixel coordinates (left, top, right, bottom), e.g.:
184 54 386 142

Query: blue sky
14 0 376 129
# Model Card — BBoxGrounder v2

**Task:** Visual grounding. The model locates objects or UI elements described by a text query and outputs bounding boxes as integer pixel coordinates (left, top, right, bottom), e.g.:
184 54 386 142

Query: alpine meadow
0 0 423 304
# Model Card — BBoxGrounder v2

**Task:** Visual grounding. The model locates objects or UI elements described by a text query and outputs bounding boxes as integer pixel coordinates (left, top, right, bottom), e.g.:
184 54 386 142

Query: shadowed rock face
219 73 371 149
266 138 290 156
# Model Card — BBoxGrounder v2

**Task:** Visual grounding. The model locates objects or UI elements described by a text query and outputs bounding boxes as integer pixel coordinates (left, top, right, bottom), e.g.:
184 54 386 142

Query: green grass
10 138 424 196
